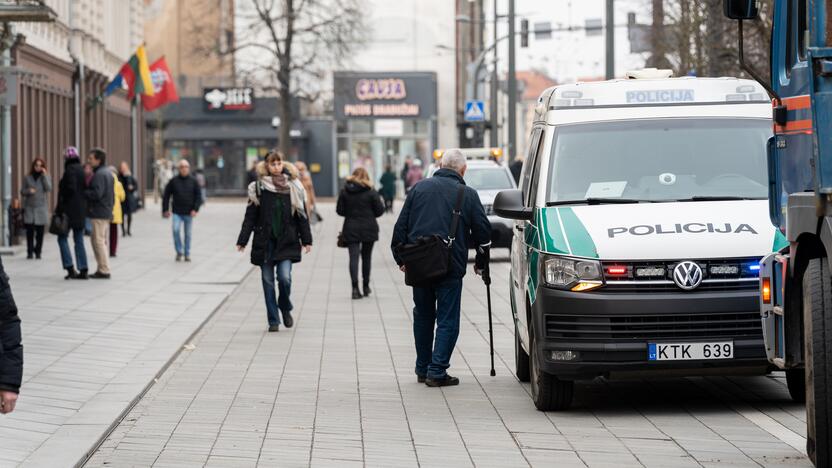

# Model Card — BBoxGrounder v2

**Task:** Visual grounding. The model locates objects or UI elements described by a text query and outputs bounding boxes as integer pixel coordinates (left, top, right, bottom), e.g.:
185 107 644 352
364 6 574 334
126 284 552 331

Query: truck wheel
515 323 530 382
529 325 573 411
802 258 832 466
785 369 806 403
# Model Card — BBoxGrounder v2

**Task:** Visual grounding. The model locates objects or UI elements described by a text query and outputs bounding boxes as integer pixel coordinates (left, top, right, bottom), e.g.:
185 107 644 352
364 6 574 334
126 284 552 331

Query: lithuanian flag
104 45 155 101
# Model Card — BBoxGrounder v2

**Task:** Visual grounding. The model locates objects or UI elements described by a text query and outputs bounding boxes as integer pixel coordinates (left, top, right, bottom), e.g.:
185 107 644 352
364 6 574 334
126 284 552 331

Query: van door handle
515 225 524 232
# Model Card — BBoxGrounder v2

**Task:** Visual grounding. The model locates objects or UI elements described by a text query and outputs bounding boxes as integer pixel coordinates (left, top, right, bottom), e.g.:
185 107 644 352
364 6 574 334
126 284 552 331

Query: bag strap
447 185 466 247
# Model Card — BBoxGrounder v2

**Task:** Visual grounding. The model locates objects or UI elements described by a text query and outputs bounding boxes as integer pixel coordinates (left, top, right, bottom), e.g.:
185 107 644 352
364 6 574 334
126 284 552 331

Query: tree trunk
279 86 292 159
647 0 672 69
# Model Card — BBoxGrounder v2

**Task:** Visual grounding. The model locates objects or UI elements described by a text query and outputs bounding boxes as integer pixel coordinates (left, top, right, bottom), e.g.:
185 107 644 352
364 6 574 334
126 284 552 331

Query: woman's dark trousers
348 242 374 287
25 224 44 257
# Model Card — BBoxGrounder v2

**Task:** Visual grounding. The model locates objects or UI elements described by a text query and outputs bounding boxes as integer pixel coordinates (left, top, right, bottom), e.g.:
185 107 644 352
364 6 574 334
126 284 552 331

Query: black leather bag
48 213 69 236
395 186 465 287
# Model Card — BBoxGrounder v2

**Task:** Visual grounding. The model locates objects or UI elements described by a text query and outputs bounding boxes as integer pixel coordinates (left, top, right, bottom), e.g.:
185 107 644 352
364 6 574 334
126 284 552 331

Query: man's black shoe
77 269 89 280
268 325 280 332
425 375 460 387
90 272 111 279
417 374 426 383
282 313 294 328
64 268 79 280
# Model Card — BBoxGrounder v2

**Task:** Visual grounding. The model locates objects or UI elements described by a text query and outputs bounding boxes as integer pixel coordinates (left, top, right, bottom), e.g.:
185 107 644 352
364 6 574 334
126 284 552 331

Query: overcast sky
499 0 653 83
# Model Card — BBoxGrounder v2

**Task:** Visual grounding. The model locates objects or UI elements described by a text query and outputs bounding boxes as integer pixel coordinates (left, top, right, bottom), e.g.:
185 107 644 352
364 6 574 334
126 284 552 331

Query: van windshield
546 118 770 204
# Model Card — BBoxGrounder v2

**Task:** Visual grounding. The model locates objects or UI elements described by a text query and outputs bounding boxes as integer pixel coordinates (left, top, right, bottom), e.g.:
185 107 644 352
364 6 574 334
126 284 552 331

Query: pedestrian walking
118 162 138 237
153 158 173 203
400 156 412 193
379 165 397 213
0 256 22 415
391 149 491 387
56 146 89 279
405 158 424 193
109 166 126 257
162 159 202 262
9 198 23 246
20 158 51 259
236 151 312 332
246 161 258 186
194 168 207 207
337 168 384 300
294 161 319 220
84 148 114 279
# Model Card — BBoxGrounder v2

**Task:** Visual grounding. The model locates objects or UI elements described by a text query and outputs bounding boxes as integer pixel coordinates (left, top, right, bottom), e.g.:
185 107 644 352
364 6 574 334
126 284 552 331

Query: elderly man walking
163 159 202 262
84 148 114 279
392 149 491 387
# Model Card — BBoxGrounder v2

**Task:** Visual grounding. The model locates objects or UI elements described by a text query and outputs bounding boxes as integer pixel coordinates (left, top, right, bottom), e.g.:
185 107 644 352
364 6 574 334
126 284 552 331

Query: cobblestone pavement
0 200 252 467
84 202 812 468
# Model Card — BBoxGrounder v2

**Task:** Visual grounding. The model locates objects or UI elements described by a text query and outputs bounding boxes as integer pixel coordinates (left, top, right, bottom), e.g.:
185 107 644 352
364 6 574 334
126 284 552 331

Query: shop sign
203 87 254 112
334 72 436 120
374 119 404 137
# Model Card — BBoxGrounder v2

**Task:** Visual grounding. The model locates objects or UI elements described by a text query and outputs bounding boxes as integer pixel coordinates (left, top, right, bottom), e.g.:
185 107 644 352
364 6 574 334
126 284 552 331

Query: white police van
493 70 785 410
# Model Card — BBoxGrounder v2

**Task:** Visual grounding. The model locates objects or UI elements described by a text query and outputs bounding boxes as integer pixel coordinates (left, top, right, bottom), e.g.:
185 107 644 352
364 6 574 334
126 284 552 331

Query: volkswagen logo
673 261 703 290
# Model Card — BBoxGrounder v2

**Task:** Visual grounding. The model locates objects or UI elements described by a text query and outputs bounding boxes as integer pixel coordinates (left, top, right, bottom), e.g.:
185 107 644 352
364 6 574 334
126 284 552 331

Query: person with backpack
336 167 384 299
237 151 312 332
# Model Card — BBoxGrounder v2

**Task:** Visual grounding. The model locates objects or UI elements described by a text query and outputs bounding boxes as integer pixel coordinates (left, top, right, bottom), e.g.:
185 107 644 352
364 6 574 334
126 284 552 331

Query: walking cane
480 247 496 377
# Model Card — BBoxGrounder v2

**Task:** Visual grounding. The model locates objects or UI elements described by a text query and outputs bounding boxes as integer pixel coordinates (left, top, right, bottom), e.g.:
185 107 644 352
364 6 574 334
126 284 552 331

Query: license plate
648 342 733 361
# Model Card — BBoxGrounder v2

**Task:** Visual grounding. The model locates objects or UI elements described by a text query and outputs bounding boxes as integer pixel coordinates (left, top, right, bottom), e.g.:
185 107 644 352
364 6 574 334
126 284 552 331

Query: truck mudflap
759 252 790 368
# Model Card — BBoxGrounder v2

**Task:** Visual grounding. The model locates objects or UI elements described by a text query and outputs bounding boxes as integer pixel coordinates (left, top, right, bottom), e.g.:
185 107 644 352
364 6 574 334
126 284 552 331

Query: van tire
529 324 573 411
785 369 805 403
515 323 530 382
802 258 832 467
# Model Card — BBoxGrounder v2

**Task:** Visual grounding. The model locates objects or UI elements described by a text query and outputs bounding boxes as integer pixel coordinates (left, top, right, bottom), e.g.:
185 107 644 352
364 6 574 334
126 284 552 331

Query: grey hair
439 148 467 173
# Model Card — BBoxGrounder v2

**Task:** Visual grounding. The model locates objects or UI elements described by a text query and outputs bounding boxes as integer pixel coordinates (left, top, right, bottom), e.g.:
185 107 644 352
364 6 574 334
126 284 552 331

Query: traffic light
520 19 529 48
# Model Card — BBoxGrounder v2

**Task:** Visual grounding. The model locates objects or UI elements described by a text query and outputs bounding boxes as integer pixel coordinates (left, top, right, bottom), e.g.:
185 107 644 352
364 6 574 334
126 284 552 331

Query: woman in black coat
118 161 139 236
237 151 312 332
55 147 89 279
337 167 385 299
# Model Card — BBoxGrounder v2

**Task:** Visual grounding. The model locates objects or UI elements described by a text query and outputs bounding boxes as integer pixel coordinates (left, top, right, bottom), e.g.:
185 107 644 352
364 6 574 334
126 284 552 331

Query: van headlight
542 255 603 292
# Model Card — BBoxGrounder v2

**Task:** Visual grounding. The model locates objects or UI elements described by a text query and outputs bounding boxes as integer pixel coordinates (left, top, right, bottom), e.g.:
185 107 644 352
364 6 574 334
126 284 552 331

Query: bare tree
661 0 772 81
193 0 366 158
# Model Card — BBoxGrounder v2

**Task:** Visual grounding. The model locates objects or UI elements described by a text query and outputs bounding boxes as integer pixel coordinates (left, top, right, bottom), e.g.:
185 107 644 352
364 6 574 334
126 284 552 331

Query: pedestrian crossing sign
464 100 485 122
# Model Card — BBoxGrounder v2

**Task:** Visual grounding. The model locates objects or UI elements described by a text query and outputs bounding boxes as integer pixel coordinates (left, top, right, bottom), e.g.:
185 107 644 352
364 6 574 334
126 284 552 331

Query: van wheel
515 323 530 382
529 324 573 411
802 258 832 467
785 369 805 403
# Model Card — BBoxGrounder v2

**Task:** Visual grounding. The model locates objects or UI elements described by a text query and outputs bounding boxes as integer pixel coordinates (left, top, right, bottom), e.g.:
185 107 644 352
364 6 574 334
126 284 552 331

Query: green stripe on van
538 207 569 254
559 207 599 258
773 229 788 252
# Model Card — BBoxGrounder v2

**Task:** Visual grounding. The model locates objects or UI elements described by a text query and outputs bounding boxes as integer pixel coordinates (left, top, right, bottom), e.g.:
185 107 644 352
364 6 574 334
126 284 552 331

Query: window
797 0 808 60
520 128 542 203
527 129 548 207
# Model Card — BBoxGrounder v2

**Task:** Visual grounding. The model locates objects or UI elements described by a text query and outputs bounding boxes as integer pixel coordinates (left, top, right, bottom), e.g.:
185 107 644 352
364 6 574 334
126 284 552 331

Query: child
9 198 22 245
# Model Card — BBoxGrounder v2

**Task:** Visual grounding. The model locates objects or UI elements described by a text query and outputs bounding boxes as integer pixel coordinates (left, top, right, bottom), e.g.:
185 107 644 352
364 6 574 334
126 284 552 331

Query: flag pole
131 95 140 179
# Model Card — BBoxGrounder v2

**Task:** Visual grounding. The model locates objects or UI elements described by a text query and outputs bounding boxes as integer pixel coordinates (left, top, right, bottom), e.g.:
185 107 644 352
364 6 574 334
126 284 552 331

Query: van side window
520 128 542 203
527 129 548 207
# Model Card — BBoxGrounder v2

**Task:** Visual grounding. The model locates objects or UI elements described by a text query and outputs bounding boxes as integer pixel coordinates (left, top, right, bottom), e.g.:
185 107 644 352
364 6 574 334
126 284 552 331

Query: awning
163 122 306 141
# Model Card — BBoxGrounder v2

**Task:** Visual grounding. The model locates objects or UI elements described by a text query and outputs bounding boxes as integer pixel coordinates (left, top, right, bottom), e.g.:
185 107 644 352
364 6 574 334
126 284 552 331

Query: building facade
5 0 144 244
143 0 235 97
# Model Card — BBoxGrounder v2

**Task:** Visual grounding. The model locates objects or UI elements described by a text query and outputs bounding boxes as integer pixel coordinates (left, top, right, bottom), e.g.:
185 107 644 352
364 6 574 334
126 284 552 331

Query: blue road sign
464 100 486 122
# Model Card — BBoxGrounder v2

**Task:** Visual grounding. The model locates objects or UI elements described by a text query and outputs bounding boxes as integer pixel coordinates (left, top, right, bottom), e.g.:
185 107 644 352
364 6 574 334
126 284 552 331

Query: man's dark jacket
0 257 22 394
84 165 114 220
56 159 88 229
162 174 202 215
392 168 491 279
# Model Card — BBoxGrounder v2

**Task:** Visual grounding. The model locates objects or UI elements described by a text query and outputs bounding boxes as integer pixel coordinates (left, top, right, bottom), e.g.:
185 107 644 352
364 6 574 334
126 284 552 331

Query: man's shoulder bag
395 185 465 287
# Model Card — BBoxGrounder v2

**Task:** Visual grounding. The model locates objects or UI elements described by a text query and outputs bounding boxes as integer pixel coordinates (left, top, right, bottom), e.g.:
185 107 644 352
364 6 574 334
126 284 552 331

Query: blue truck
724 0 832 464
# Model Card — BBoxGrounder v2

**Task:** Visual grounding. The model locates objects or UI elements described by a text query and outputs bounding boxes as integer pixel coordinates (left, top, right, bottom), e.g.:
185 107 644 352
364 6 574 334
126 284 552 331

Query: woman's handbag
48 213 69 236
394 186 465 287
337 232 348 248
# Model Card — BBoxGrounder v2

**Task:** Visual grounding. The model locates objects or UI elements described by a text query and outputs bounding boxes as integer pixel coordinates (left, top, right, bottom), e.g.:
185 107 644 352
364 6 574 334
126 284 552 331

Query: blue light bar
748 264 761 271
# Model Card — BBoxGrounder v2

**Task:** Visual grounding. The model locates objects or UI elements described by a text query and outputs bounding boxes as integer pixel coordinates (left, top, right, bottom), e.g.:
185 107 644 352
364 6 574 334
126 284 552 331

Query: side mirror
723 0 758 20
494 189 533 221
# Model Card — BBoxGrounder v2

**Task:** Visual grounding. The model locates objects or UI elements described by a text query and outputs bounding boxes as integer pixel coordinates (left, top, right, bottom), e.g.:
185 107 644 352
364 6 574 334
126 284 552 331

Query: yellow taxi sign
490 148 503 159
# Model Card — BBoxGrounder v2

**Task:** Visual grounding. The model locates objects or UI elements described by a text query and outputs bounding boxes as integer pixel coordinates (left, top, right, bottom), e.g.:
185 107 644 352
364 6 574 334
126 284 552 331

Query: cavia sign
203 87 255 112
334 72 436 120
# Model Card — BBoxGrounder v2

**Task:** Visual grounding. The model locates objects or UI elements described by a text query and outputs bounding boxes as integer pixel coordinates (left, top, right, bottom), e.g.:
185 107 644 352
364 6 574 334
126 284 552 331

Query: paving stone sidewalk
0 200 254 467
86 203 813 468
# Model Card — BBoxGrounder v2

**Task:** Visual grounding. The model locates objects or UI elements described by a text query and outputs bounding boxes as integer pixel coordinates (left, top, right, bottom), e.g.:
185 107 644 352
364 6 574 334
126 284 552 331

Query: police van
431 148 516 248
493 70 785 410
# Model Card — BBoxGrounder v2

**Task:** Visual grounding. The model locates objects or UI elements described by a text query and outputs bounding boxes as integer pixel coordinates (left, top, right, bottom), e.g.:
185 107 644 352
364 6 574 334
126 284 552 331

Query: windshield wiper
678 196 766 202
546 198 649 206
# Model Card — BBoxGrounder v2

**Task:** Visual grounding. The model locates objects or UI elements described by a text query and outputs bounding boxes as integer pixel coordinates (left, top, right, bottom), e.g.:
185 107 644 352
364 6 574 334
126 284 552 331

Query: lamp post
507 0 516 161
